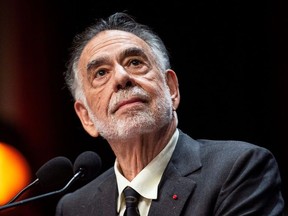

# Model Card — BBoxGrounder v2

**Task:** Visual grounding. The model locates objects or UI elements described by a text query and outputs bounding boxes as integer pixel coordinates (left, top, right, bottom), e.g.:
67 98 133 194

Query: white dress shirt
115 129 179 216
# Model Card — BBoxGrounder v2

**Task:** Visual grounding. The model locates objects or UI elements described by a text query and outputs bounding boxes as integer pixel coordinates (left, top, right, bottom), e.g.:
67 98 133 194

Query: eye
95 69 107 78
90 68 110 88
130 59 142 66
125 57 150 75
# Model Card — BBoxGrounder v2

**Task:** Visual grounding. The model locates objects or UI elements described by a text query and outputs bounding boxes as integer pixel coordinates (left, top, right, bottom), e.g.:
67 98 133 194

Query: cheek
139 73 165 93
151 80 170 98
85 80 115 116
87 92 110 118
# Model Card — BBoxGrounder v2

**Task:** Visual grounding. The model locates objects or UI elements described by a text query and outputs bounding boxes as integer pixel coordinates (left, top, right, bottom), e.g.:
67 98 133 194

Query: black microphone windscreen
73 151 102 182
36 156 73 192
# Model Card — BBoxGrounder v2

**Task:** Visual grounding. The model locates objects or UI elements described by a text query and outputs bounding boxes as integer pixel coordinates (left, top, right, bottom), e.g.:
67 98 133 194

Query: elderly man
56 12 284 216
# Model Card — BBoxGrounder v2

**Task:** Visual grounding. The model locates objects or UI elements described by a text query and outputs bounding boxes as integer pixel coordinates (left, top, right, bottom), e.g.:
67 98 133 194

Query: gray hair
65 12 171 101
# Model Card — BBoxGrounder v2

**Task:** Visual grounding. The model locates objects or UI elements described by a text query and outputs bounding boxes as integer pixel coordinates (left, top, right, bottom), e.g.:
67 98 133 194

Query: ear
74 100 100 137
166 69 180 111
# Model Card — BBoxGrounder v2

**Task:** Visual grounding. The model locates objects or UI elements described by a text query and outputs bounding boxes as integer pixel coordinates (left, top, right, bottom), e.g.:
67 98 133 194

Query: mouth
111 97 147 114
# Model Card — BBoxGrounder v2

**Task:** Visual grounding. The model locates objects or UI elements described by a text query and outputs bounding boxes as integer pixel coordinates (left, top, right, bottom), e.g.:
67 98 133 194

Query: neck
109 118 177 181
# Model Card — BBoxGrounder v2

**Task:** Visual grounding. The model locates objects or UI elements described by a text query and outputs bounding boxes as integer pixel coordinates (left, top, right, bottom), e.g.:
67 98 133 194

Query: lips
111 97 147 113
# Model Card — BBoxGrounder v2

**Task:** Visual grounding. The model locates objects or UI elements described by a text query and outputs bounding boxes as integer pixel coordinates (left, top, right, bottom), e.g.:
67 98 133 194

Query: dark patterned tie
123 186 140 216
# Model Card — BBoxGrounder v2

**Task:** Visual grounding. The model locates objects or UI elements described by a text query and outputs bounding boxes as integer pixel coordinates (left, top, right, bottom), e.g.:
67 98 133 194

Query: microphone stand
7 179 39 204
0 170 82 211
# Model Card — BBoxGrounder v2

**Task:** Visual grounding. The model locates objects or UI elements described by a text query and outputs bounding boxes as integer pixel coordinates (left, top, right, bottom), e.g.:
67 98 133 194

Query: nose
113 65 134 91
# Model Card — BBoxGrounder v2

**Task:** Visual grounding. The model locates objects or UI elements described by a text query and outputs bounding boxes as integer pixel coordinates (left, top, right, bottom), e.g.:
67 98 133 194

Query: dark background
0 0 287 215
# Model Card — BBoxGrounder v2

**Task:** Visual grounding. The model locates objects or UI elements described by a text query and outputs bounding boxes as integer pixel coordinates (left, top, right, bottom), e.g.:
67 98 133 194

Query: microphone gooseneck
0 151 102 211
0 171 79 211
7 156 73 204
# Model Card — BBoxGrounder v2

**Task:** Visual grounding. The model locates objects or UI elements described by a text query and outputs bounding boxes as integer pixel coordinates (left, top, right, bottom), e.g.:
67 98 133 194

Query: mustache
108 87 150 113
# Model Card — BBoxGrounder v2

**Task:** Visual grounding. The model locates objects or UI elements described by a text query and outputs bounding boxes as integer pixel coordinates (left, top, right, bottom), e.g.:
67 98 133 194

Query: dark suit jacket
55 130 285 215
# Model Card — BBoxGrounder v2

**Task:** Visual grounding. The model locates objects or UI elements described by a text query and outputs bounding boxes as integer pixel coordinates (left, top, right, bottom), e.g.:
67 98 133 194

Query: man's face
75 30 175 140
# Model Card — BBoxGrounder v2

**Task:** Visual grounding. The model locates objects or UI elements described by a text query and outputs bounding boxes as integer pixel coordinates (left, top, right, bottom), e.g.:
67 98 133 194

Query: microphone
0 151 102 211
73 150 102 183
6 156 74 204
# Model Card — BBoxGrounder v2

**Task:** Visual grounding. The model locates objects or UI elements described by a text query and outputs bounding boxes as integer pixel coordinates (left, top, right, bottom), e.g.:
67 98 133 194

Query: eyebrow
86 47 148 73
119 47 147 60
86 56 109 72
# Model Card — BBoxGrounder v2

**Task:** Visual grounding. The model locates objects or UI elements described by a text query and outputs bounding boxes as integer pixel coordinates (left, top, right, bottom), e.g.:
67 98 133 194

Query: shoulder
177 129 278 174
55 168 116 215
178 129 273 158
58 167 115 205
75 167 115 194
197 138 275 163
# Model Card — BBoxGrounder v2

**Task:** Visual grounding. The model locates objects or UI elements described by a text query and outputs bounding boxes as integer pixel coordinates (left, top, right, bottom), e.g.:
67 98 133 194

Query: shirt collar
115 129 179 211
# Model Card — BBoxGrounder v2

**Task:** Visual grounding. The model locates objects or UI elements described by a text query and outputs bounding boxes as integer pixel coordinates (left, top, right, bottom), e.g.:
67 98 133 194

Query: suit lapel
92 172 118 216
149 130 202 216
92 130 201 216
148 176 196 216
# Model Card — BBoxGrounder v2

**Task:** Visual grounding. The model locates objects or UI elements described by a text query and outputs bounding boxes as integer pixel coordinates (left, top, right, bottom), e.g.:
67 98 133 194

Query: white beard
87 85 173 140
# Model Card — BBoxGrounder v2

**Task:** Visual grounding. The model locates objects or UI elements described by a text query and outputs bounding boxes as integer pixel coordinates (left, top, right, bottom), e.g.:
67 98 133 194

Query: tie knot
123 186 140 208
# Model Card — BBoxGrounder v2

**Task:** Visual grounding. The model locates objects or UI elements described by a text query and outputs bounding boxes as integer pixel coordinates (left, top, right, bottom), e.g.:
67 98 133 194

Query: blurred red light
0 142 31 205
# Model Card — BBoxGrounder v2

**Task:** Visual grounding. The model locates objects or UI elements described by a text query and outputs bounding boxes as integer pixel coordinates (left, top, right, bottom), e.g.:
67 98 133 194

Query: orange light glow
0 142 31 205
